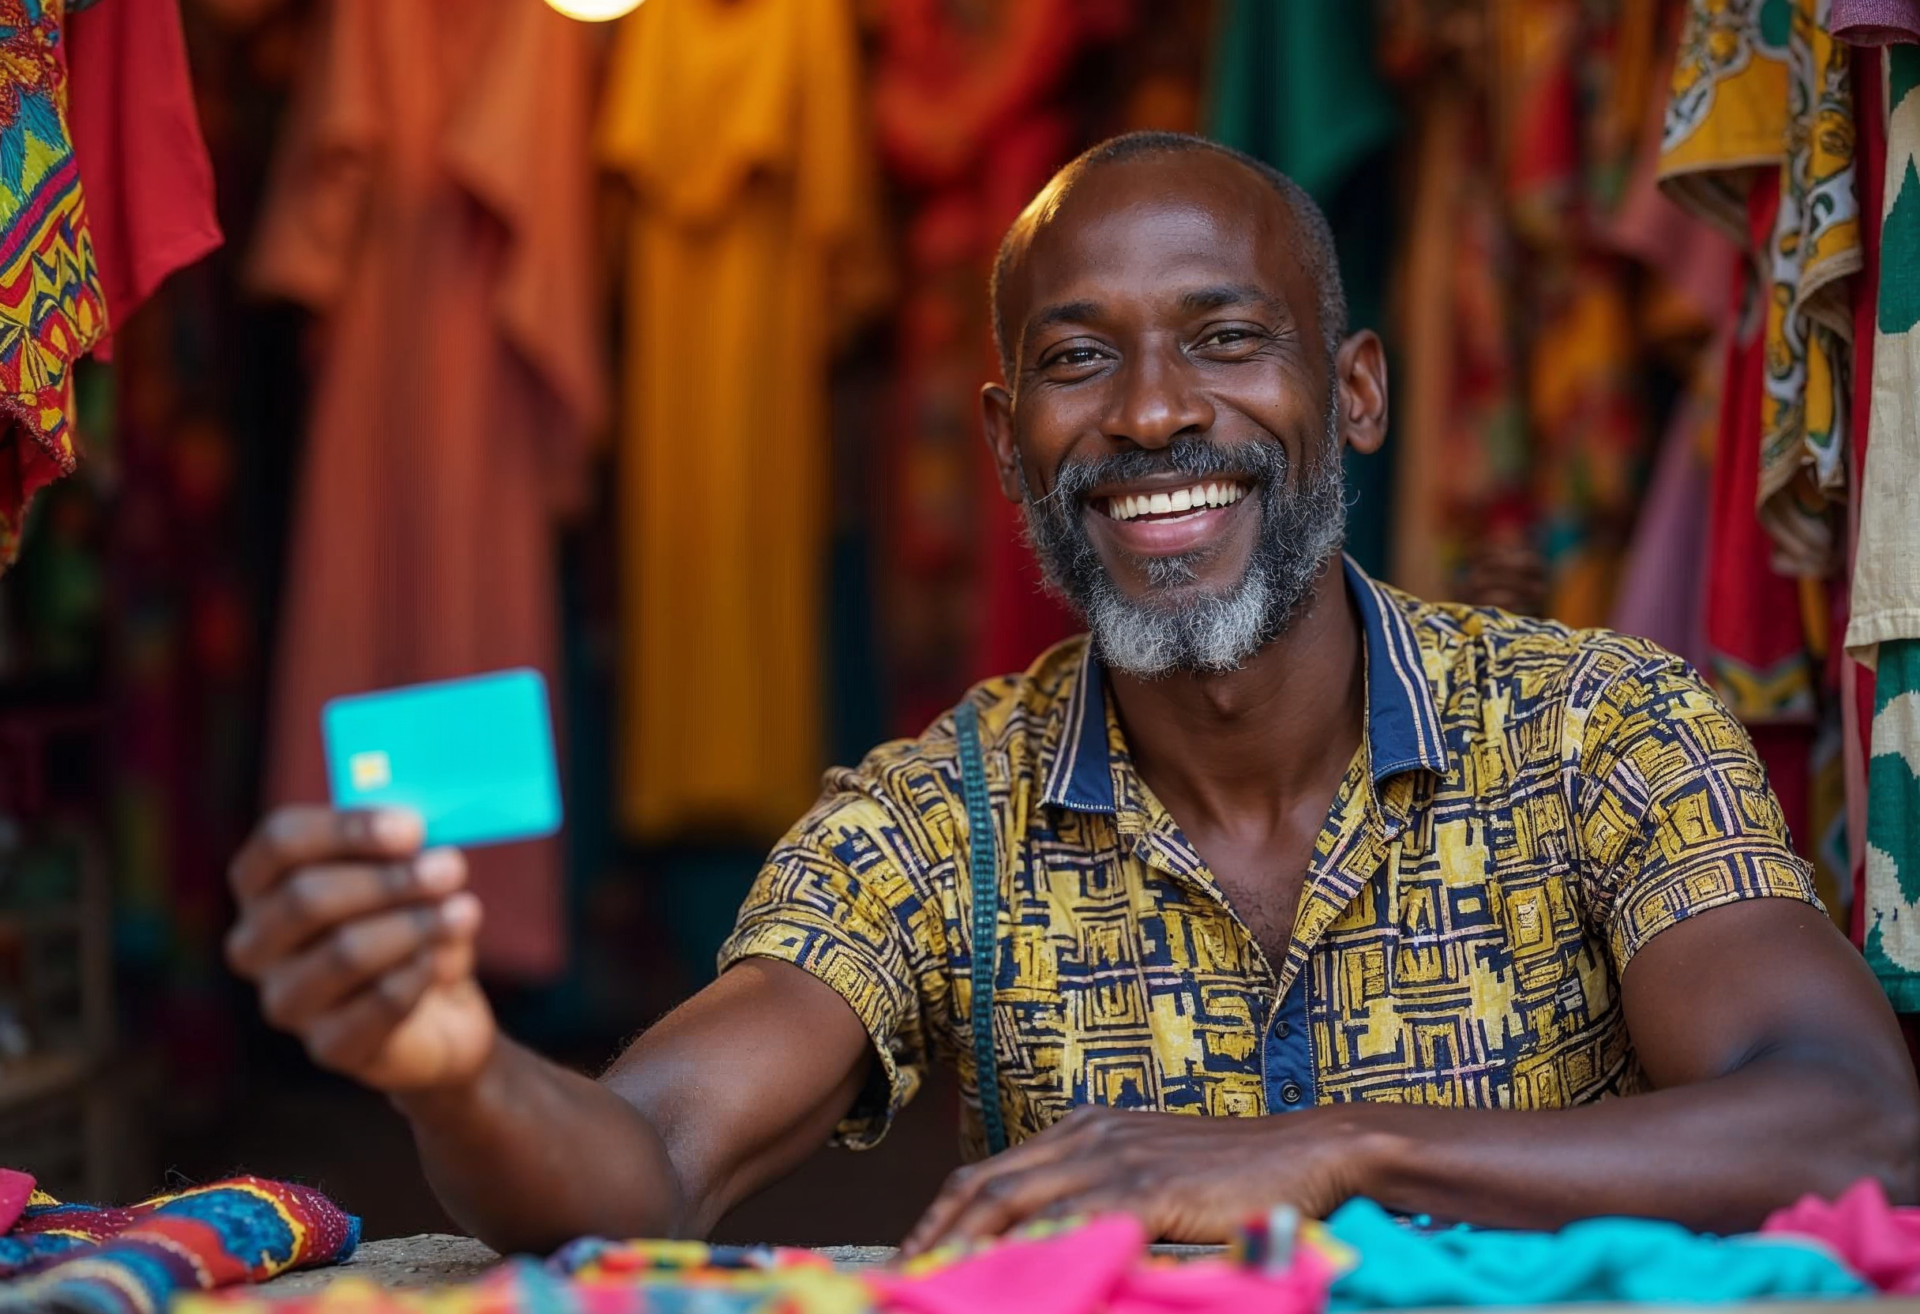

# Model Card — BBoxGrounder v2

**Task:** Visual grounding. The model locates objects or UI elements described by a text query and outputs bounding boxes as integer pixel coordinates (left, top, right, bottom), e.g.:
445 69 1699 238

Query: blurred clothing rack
0 690 117 1200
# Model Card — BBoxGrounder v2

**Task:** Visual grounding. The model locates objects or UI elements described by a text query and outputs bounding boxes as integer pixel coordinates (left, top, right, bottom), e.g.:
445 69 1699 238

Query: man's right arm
225 807 874 1253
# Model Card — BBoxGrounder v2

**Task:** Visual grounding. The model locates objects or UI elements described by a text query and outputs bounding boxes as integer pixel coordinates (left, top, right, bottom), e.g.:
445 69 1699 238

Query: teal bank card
322 669 562 848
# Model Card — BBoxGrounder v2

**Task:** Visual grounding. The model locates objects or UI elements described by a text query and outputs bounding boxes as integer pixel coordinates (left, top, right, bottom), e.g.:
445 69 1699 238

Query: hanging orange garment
601 0 890 841
1386 62 1469 606
250 0 606 979
1383 50 1522 605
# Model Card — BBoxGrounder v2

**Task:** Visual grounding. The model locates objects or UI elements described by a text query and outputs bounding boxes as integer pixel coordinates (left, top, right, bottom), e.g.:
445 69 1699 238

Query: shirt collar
1342 557 1450 780
1041 642 1119 813
1040 556 1450 813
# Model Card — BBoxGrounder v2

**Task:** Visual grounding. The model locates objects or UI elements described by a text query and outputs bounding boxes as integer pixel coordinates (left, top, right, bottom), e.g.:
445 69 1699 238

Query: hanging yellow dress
600 0 889 841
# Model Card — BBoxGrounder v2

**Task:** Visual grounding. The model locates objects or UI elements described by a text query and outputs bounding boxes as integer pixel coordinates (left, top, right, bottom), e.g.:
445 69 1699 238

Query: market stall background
0 0 1914 1246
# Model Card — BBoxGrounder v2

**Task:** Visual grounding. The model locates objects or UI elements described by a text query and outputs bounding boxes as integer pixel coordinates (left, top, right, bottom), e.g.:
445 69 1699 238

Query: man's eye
1200 329 1256 348
1048 348 1104 368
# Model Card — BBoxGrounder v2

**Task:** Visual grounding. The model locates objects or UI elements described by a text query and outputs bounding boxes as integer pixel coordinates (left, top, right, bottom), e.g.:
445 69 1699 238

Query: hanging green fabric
1855 46 1920 1011
1867 639 1920 1009
1203 0 1398 200
1203 0 1400 579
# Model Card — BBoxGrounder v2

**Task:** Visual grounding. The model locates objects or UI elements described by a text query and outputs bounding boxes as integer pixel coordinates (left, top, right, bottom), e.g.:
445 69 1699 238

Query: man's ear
1334 330 1388 457
981 383 1026 504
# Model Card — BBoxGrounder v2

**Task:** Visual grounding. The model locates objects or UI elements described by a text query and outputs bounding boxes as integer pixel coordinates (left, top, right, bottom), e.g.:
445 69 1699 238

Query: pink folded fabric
1830 0 1920 45
873 1218 1149 1314
0 1170 34 1233
871 1215 1337 1314
1762 1178 1920 1292
1108 1256 1334 1314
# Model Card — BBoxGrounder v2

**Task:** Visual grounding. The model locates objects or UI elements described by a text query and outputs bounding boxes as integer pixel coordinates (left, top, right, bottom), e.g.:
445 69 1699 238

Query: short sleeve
718 784 930 1150
1572 651 1826 975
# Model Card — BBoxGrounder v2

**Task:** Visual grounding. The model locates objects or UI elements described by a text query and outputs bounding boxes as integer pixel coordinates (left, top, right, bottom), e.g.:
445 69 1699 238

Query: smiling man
224 133 1920 1254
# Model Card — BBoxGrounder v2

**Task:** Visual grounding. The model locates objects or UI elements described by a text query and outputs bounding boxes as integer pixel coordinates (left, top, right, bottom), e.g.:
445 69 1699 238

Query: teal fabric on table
1327 1198 1871 1307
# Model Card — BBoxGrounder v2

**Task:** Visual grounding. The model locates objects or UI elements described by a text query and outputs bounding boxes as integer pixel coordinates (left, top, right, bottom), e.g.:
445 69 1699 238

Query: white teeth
1105 482 1245 521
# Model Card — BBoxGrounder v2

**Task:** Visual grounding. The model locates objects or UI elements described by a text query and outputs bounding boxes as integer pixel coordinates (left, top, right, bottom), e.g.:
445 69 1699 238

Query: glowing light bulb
543 0 643 19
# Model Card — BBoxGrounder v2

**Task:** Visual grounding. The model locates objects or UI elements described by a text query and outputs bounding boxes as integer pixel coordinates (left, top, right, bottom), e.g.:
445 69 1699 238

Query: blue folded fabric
1327 1198 1871 1307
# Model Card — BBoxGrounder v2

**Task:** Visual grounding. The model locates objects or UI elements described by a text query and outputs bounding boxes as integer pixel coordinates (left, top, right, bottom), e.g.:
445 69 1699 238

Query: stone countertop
261 1236 904 1295
264 1237 501 1295
260 1236 1232 1295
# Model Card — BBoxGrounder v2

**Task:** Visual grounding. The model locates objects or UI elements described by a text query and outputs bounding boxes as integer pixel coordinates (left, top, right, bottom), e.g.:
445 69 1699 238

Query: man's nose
1101 346 1214 449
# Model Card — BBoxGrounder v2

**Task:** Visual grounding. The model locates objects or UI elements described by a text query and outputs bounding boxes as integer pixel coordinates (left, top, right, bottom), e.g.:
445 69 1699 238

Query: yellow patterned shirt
720 560 1821 1157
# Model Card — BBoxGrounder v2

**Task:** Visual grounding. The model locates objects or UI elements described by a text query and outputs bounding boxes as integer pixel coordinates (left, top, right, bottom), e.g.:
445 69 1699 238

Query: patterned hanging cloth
1849 43 1920 1005
0 0 108 566
1660 0 1862 577
1378 0 1667 626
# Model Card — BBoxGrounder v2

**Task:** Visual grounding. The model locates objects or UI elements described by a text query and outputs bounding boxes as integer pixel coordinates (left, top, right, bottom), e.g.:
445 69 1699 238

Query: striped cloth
0 1171 359 1314
192 1240 866 1314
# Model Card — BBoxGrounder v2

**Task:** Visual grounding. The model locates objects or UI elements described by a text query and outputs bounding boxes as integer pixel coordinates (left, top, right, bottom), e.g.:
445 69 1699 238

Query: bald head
989 132 1349 382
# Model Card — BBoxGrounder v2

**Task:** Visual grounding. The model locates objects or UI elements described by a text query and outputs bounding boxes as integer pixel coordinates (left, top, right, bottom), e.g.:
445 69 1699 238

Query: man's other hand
902 1105 1386 1254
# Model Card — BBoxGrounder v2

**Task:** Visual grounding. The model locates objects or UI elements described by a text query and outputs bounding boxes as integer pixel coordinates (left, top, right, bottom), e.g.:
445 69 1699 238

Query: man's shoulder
1389 584 1689 684
804 636 1090 838
1382 584 1712 749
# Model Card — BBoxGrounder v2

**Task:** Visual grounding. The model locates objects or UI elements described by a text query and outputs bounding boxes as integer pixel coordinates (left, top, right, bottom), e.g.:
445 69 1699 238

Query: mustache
1037 436 1291 510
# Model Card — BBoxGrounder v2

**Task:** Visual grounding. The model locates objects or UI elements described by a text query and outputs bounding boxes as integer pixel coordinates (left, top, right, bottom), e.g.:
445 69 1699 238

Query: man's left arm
905 658 1920 1250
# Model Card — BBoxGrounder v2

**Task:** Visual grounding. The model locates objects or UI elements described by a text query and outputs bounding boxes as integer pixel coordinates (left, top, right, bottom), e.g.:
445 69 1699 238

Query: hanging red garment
1846 46 1888 944
250 0 606 979
1703 178 1820 729
64 0 222 352
1701 177 1820 883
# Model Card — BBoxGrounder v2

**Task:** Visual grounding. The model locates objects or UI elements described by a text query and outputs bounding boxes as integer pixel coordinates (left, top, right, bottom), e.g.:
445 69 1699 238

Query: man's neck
1106 560 1365 834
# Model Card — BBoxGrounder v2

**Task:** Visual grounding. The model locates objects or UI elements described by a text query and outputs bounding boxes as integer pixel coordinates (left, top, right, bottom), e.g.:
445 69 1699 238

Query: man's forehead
1008 154 1309 327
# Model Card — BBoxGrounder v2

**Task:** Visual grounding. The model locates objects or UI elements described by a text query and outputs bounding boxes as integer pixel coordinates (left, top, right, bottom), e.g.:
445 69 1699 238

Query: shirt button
1280 1081 1304 1105
1271 1020 1291 1039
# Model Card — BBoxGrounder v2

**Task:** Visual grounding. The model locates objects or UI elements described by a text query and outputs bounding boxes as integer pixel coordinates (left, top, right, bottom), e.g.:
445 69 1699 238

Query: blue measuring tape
955 699 1008 1155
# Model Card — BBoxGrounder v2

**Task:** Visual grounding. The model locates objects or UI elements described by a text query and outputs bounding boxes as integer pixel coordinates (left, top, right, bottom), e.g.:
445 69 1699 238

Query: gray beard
1019 405 1347 679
